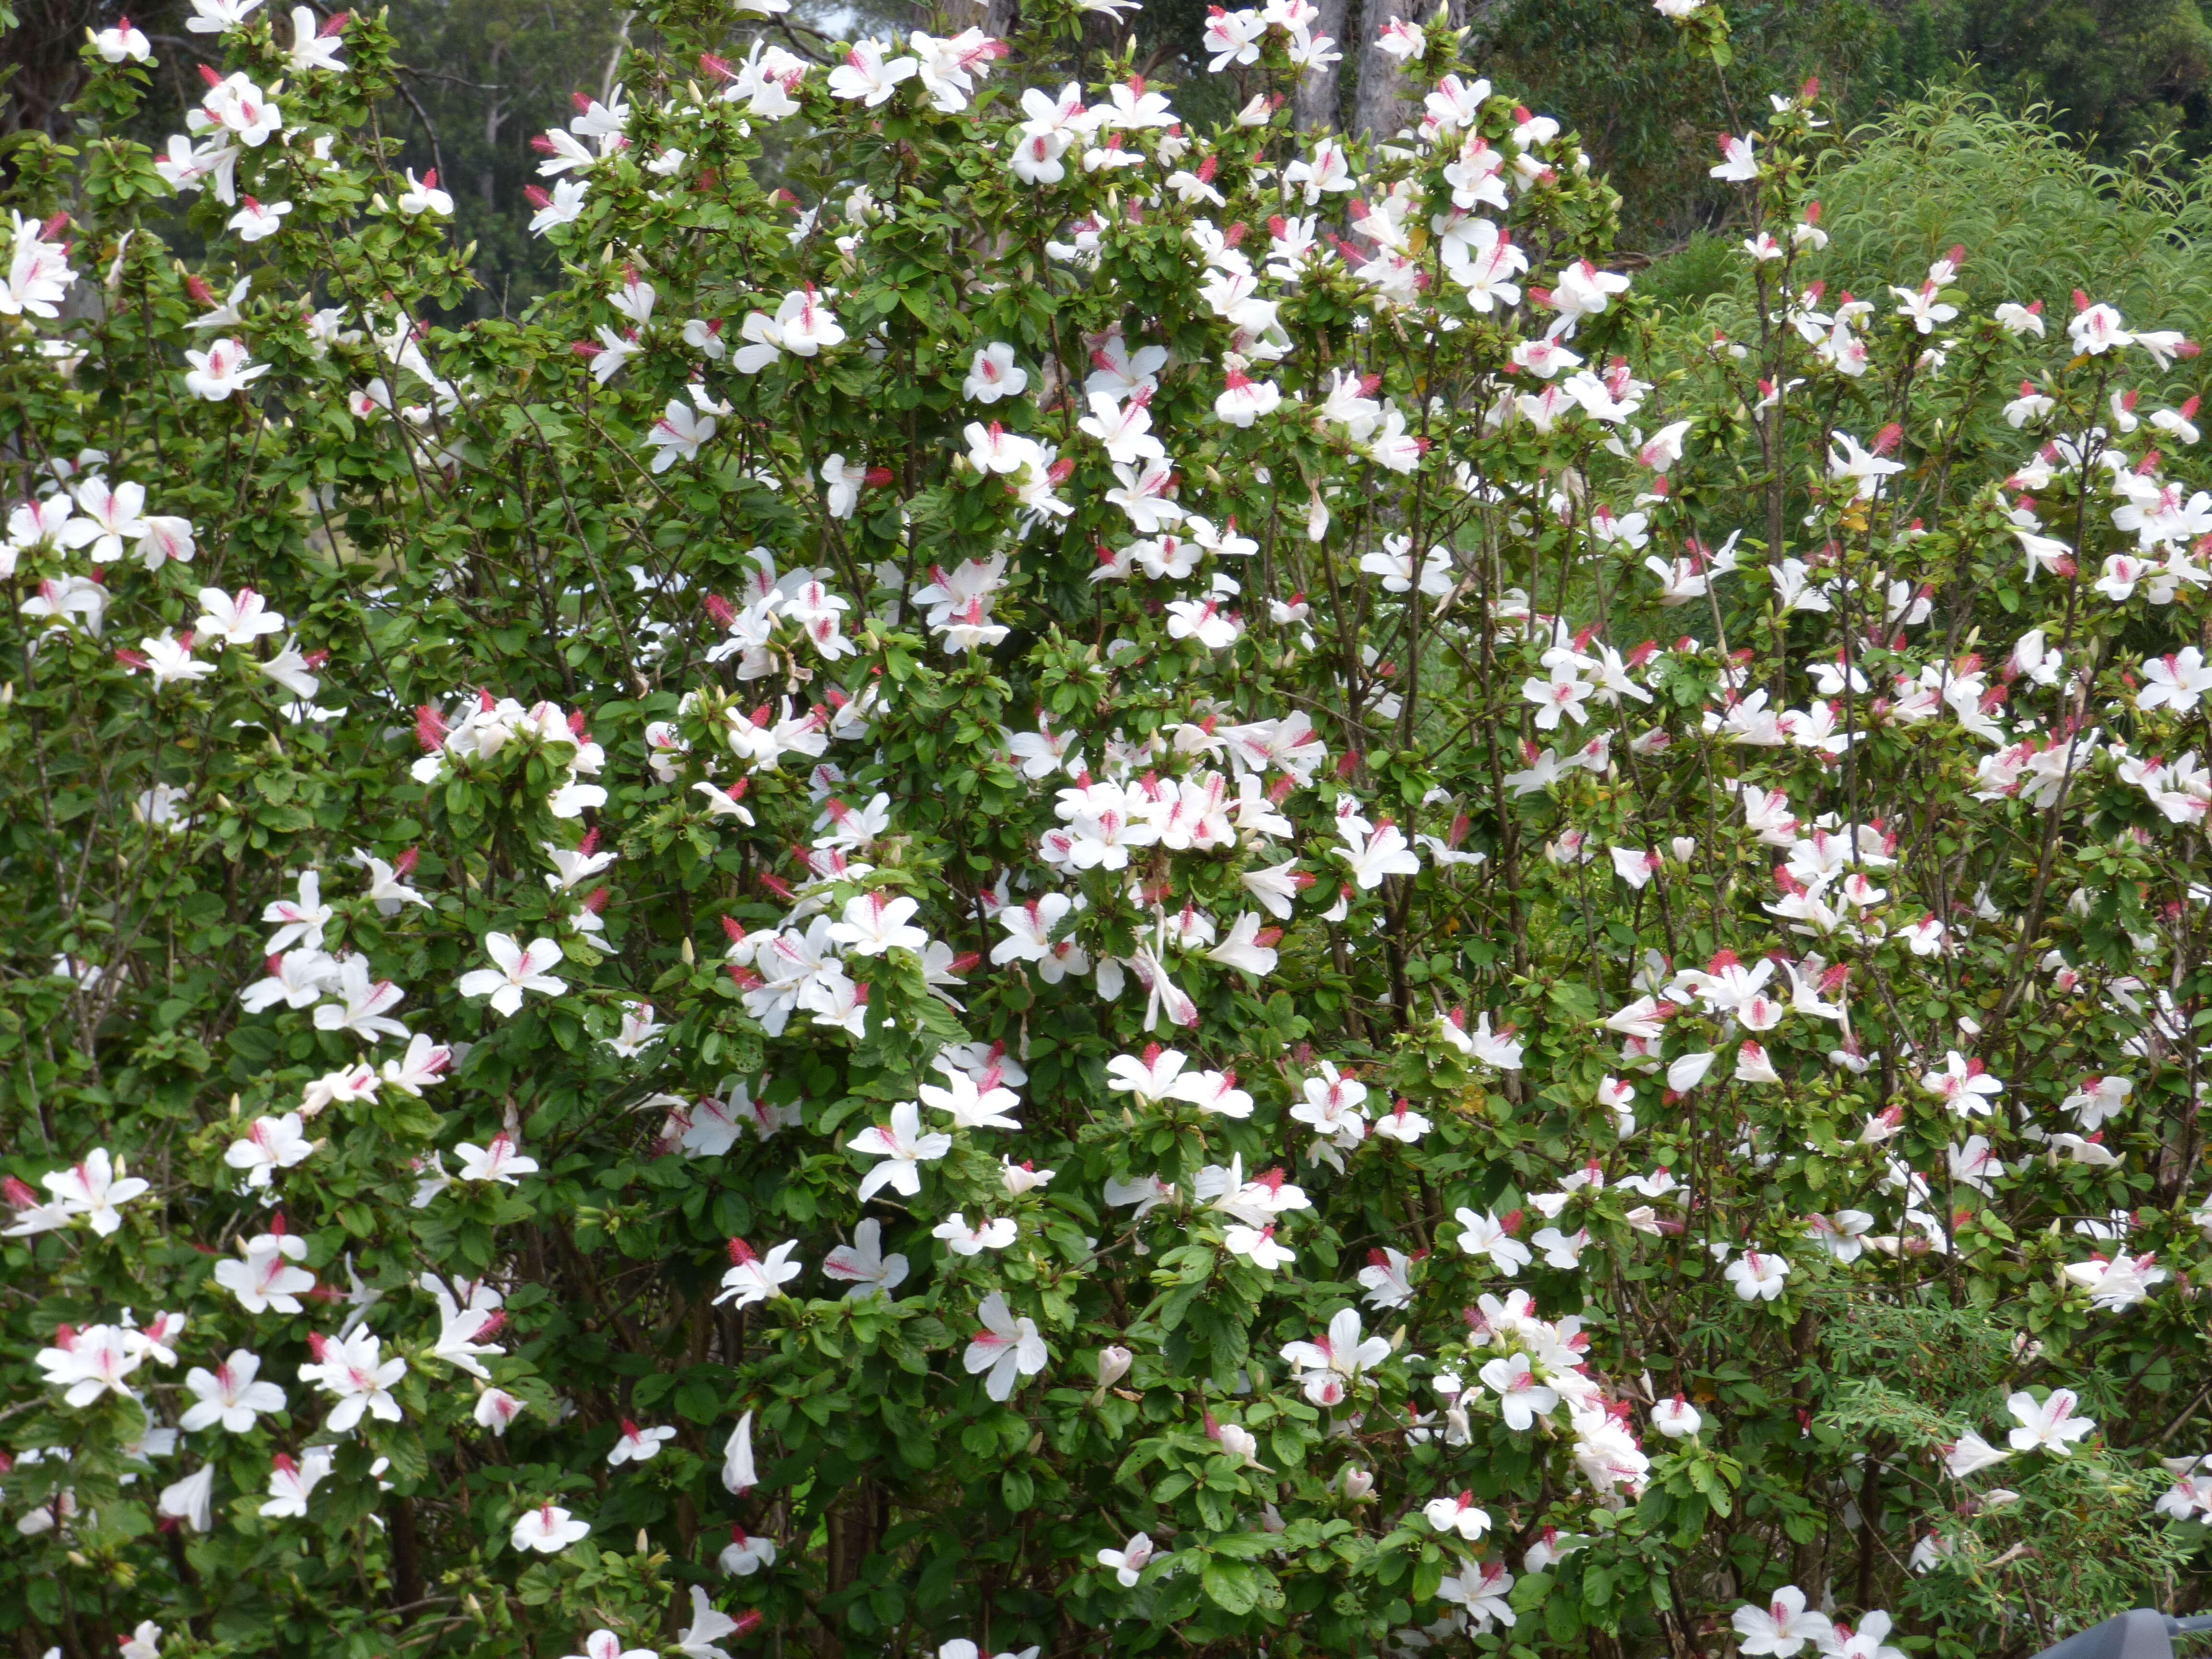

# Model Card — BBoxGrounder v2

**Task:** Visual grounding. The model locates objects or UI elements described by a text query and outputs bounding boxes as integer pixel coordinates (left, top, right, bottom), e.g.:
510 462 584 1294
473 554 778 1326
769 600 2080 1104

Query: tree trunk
1350 0 1410 143
598 9 634 105
940 0 1022 39
480 43 505 211
388 1495 425 1621
1352 0 1521 140
1292 0 1351 130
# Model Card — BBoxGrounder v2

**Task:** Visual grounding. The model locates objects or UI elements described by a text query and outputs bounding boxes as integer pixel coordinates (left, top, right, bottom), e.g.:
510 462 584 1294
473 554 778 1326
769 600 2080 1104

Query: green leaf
1201 1557 1260 1616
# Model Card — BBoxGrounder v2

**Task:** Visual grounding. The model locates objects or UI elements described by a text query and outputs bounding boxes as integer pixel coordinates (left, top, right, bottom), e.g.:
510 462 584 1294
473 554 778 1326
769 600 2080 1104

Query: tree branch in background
1293 0 1349 128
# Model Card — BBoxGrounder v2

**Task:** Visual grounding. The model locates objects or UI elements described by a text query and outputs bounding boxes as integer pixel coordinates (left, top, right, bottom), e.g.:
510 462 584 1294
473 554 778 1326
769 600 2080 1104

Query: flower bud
1096 1345 1133 1389
1342 1467 1374 1500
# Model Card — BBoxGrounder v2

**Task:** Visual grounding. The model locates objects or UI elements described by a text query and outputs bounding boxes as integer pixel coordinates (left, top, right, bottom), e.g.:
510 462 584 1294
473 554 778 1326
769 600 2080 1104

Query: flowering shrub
6 1 2212 1656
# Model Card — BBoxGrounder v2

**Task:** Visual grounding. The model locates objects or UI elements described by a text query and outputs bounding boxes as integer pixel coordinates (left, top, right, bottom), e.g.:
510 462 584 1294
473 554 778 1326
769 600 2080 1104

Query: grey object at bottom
2033 1610 2212 1659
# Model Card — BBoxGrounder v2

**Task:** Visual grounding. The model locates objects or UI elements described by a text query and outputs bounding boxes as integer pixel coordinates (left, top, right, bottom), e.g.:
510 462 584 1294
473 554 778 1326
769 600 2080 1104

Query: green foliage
1639 227 1738 310
3 5 2212 1659
1828 1293 2198 1643
1484 0 1905 243
1814 88 2212 341
1952 0 2212 152
378 0 633 320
